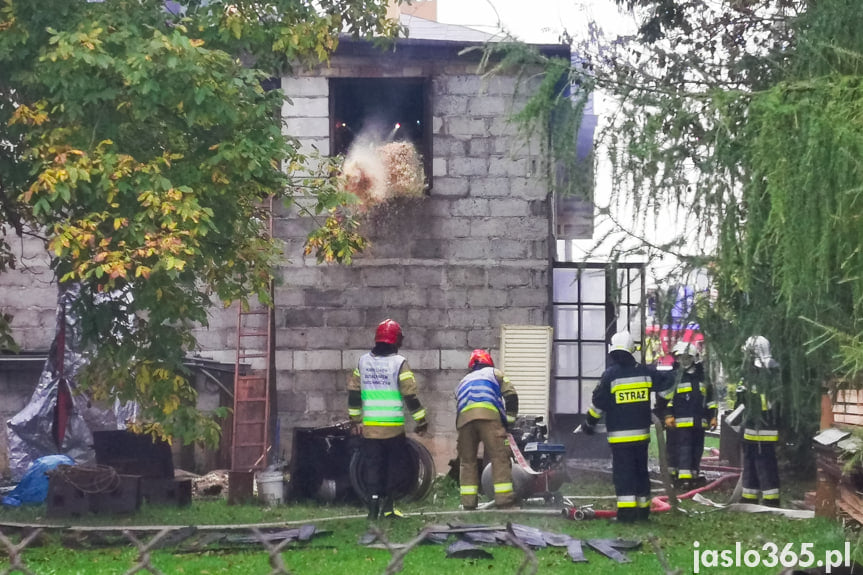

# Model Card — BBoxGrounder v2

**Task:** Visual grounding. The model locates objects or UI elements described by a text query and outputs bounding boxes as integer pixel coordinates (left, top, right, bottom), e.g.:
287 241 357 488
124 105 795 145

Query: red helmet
375 319 403 345
468 349 494 370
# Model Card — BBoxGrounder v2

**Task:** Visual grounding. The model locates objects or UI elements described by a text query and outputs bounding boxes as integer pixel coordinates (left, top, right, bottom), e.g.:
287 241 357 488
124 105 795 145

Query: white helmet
743 335 776 368
672 341 698 357
609 331 635 356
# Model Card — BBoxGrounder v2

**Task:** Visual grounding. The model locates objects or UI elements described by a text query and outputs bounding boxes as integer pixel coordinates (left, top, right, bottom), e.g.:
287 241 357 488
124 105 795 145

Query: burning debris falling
341 138 425 209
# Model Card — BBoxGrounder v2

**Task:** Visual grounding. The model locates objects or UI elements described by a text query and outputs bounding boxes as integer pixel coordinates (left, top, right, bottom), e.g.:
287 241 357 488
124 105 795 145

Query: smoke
341 131 425 210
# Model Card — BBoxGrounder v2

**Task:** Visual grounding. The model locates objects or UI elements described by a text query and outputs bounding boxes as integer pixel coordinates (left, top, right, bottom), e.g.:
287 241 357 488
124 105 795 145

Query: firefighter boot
367 494 381 521
381 497 405 519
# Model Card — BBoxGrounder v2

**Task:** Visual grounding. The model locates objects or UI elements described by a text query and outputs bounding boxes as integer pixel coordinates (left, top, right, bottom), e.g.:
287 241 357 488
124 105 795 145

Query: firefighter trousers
361 433 406 499
676 427 705 481
665 427 679 478
611 442 651 522
457 418 514 508
741 441 780 506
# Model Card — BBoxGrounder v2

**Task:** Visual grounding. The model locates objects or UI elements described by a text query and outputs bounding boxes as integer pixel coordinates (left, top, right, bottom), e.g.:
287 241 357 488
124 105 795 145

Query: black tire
350 436 435 503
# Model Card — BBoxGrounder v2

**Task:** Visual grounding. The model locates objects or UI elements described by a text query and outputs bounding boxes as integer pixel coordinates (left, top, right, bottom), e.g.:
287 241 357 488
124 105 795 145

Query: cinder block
284 117 330 138
431 177 469 197
446 308 491 328
360 268 405 288
467 288 508 308
490 199 530 217
450 198 490 217
402 349 440 370
433 95 469 115
449 157 488 177
432 157 447 177
441 350 467 370
444 76 484 95
293 350 342 371
282 77 328 98
507 289 549 307
468 96 507 116
283 97 329 117
489 157 530 177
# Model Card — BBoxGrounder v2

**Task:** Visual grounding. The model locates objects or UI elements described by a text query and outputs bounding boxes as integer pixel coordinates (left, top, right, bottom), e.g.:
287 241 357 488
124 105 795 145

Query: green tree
0 0 394 444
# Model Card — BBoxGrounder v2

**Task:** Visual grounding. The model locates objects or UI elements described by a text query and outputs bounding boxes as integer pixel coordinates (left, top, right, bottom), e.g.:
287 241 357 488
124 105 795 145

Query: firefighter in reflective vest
735 335 781 507
657 341 717 489
455 349 519 510
348 319 428 520
582 331 672 522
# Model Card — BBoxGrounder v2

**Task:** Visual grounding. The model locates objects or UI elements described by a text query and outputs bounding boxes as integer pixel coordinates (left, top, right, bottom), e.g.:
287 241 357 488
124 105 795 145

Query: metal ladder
231 199 275 472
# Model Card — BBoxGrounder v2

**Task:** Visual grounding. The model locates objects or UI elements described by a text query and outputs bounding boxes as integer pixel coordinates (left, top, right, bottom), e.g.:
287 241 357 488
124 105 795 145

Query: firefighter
347 319 428 520
455 349 518 510
658 341 717 490
582 331 672 522
736 335 781 507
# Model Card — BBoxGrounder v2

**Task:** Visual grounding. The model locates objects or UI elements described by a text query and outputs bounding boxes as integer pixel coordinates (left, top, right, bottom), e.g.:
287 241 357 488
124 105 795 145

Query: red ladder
231 198 275 471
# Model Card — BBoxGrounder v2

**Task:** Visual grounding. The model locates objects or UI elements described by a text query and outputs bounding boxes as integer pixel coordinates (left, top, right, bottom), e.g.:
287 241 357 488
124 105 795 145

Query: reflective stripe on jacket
358 353 406 427
456 367 506 424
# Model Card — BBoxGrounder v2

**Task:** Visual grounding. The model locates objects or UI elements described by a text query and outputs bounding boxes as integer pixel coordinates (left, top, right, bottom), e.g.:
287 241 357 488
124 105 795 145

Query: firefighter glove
665 415 675 428
580 422 595 436
415 419 428 436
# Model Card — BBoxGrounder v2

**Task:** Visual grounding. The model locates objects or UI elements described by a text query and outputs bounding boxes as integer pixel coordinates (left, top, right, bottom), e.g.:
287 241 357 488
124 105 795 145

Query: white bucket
256 471 285 505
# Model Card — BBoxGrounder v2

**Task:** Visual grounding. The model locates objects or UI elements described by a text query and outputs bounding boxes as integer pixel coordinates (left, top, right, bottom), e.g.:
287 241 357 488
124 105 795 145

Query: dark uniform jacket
586 352 672 444
656 363 717 429
735 364 780 443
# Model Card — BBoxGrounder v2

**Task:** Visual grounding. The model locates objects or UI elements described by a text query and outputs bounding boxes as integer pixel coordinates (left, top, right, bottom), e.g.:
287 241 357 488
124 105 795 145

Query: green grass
0 474 853 575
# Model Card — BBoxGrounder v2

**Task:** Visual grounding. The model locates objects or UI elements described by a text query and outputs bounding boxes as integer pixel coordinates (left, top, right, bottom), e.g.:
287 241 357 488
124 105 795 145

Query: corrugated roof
399 14 495 43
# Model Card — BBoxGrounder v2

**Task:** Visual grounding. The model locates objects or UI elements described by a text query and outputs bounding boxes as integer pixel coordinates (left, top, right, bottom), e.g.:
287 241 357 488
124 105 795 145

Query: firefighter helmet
743 335 775 368
608 331 635 356
375 319 403 345
672 341 698 357
468 349 494 370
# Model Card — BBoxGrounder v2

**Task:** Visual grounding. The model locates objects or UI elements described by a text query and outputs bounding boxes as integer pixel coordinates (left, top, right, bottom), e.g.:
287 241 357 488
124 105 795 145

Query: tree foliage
0 0 395 443
580 0 863 448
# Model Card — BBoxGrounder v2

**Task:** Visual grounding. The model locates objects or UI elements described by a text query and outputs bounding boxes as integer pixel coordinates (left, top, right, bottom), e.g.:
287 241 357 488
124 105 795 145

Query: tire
350 437 436 503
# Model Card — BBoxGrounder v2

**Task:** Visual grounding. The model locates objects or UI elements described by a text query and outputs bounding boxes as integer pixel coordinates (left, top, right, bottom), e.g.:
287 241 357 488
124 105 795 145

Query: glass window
580 269 605 303
554 379 579 414
553 305 579 340
554 343 580 377
553 269 579 303
580 379 600 413
581 305 606 340
581 342 607 378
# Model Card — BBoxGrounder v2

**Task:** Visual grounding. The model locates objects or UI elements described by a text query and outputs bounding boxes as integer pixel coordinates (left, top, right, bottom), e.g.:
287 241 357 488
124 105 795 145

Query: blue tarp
1 454 75 507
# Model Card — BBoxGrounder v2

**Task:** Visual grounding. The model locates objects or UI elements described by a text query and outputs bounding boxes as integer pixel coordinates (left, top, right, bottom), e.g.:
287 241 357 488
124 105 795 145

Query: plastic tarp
6 284 137 481
1 454 75 506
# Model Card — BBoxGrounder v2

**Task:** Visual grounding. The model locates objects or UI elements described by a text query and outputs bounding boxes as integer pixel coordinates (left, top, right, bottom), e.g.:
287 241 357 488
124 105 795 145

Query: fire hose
564 473 740 520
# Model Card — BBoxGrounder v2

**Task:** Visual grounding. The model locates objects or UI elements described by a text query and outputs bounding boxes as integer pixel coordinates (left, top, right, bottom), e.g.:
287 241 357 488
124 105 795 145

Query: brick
469 177 511 198
489 157 530 177
431 177 469 197
279 266 324 287
450 198 490 217
467 96 507 116
467 138 492 157
382 287 427 307
294 350 342 371
432 157 447 177
342 286 385 308
441 350 467 370
467 329 498 348
490 239 530 259
446 266 488 288
427 330 468 348
277 327 348 349
282 77 328 97
507 289 548 307
843 414 863 426
323 309 365 327
402 349 440 370
282 308 325 328
283 97 329 117
342 349 366 370
304 289 347 307
432 136 466 157
405 267 444 287
444 75 485 95
449 157 488 177
490 308 532 325
361 267 405 288
447 118 487 137
446 308 490 328
427 288 467 309
511 177 547 199
433 95 469 115
407 308 448 327
444 240 492 260
490 199 530 217
467 288 508 308
284 117 329 140
467 217 507 238
488 117 518 137
488 267 532 287
275 350 293 371
432 218 472 238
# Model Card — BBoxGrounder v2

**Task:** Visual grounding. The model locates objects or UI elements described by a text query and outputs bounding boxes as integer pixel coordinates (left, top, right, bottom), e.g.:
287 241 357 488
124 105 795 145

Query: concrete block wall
1 228 58 352
268 54 552 471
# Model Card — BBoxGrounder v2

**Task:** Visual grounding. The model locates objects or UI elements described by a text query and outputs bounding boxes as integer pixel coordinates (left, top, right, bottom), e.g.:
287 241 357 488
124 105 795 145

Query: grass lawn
0 471 854 575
